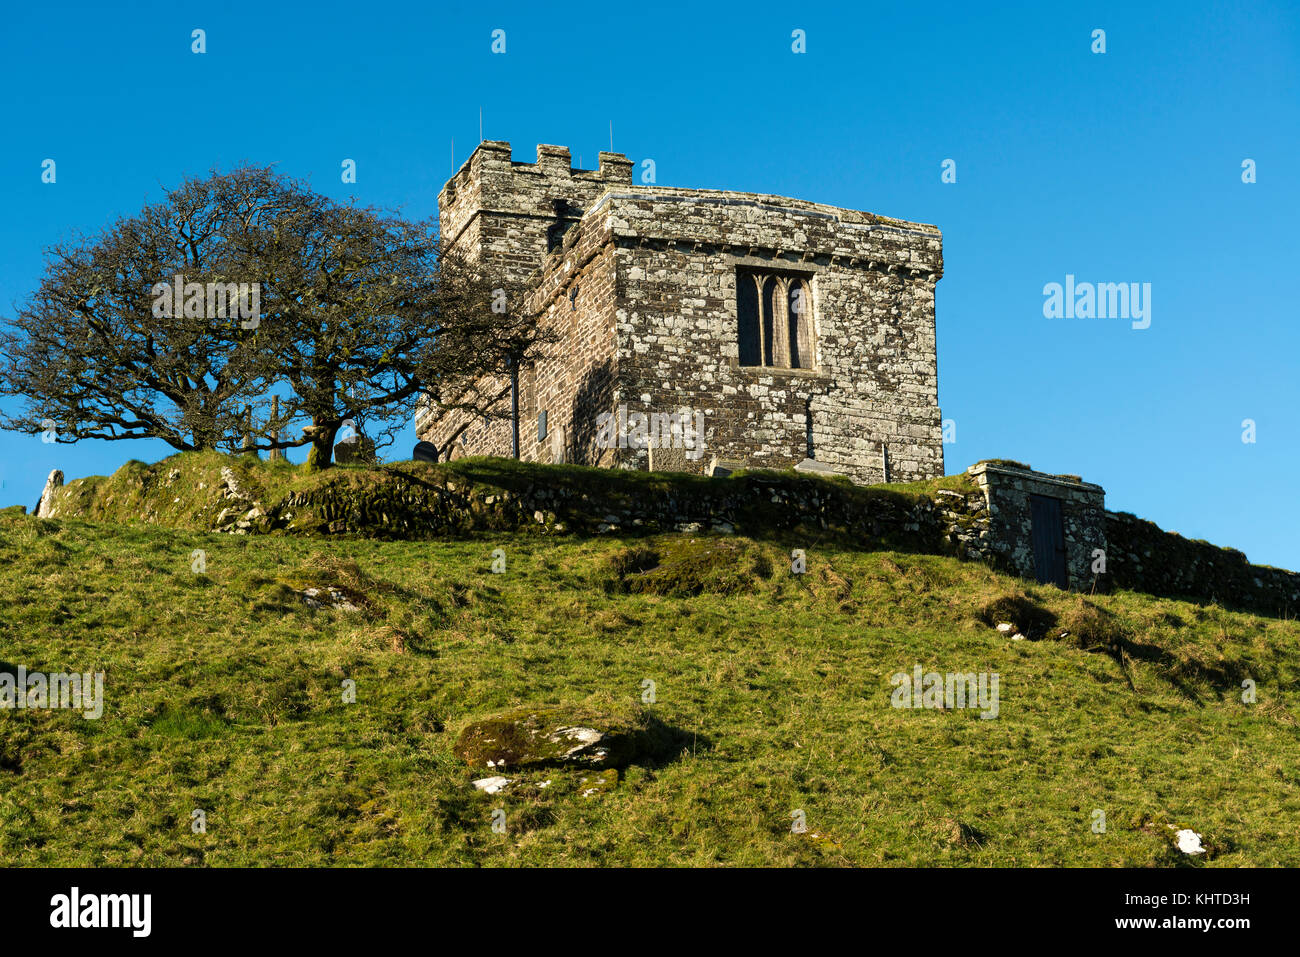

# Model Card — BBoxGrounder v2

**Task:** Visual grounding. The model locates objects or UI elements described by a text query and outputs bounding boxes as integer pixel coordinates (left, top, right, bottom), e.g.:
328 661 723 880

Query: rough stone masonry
417 141 945 485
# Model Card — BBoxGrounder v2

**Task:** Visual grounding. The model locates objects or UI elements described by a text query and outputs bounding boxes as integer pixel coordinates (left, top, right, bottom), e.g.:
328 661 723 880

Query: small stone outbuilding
968 461 1107 590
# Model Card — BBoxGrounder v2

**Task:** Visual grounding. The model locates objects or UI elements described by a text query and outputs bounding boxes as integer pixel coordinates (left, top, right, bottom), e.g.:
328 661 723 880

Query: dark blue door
1030 494 1068 588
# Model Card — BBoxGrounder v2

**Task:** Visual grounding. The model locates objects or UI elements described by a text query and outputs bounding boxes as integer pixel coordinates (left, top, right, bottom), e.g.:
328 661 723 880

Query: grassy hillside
1 458 1298 866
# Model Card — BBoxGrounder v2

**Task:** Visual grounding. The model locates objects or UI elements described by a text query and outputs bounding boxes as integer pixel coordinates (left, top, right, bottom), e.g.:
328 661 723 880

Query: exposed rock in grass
1056 598 1127 652
607 544 660 577
606 537 774 597
577 768 619 797
453 705 680 772
799 829 844 853
936 816 988 849
1171 826 1206 855
219 467 251 502
280 556 383 617
977 592 1058 640
300 586 363 612
994 621 1027 640
472 775 510 795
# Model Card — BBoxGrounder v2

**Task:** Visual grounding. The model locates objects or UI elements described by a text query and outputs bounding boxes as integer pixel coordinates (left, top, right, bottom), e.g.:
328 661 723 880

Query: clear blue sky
1 0 1297 567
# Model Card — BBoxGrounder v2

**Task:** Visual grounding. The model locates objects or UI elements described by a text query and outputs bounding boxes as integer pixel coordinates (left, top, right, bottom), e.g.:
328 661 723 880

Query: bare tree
1 165 551 469
237 191 539 469
0 167 280 451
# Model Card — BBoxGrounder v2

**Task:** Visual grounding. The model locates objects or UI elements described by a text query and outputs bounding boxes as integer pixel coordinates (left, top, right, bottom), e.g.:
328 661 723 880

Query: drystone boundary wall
965 461 1300 615
36 454 1300 618
228 467 994 560
1105 511 1300 617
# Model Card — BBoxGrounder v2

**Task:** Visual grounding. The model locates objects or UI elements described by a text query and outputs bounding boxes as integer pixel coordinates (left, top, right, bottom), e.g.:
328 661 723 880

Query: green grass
1 504 1298 866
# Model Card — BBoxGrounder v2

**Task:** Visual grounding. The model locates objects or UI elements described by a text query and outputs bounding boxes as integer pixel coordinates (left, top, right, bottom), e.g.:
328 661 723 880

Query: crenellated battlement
438 141 633 288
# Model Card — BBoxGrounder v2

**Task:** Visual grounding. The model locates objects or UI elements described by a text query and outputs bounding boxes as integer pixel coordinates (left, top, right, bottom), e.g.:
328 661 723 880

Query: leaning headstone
413 441 439 464
35 469 63 518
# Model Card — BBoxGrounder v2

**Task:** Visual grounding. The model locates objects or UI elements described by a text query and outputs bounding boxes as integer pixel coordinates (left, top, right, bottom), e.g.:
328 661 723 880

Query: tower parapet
438 141 633 290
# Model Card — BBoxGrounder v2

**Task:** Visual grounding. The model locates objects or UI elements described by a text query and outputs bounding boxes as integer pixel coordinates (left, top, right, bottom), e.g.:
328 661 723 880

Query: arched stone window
736 269 814 369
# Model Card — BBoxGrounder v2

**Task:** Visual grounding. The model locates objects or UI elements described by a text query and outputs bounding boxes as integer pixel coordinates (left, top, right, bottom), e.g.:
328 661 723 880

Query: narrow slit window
737 273 761 366
761 277 778 367
788 278 812 369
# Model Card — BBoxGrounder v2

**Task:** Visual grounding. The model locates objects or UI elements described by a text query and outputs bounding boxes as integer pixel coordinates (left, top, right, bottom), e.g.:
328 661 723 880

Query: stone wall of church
597 189 944 483
418 143 946 486
417 142 631 460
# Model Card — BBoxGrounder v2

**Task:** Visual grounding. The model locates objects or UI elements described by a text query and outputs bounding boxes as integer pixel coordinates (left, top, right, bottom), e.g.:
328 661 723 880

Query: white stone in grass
1172 827 1206 854
472 776 510 795
995 622 1015 634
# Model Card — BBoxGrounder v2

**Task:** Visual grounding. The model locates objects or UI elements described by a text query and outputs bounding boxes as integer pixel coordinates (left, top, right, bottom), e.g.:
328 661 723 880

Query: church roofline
584 186 941 237
527 185 945 285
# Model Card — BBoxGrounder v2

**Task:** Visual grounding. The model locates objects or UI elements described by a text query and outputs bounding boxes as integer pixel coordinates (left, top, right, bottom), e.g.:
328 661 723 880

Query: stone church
416 140 945 485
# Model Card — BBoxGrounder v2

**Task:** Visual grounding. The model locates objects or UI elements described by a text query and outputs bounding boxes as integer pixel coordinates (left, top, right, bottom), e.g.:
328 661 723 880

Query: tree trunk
304 420 340 472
